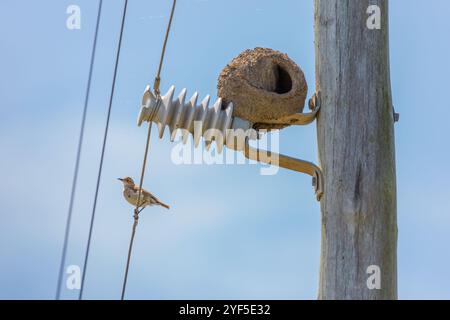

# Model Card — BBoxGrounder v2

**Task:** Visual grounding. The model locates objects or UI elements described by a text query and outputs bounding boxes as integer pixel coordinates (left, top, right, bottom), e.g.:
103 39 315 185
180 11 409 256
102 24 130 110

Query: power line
56 0 103 300
119 98 162 300
79 0 128 300
120 0 177 300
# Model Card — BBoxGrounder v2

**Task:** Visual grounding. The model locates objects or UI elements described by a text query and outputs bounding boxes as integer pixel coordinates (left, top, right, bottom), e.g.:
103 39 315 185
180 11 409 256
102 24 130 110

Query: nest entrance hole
274 65 292 94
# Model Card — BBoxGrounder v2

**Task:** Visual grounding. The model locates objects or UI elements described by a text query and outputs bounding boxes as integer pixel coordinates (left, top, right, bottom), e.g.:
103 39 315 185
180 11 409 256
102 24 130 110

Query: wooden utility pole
314 0 397 299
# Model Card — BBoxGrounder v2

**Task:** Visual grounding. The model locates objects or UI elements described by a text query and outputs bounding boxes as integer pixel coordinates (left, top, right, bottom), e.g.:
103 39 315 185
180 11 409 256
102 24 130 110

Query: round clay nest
217 47 308 128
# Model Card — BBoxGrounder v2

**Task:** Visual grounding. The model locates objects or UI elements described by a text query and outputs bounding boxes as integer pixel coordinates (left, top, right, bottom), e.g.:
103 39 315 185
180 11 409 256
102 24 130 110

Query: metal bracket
254 91 321 127
237 91 324 201
393 105 400 123
236 138 323 201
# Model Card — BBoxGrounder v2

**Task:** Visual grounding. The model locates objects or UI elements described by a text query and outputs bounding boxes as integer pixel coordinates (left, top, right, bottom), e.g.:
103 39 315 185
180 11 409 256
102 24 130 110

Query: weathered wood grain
314 0 397 299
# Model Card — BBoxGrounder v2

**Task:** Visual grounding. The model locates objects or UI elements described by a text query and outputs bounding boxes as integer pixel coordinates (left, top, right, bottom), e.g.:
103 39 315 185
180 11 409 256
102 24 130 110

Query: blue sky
0 0 449 299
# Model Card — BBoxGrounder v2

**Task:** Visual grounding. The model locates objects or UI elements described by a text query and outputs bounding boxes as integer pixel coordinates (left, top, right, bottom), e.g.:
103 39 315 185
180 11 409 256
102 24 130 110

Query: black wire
78 0 128 300
55 0 103 300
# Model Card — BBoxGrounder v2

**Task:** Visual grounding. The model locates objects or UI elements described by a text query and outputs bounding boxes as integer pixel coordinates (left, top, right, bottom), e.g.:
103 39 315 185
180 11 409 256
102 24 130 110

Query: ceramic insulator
137 85 257 152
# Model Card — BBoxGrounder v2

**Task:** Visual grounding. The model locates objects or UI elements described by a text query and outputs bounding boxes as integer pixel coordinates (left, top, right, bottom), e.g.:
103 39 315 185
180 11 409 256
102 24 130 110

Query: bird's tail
158 200 170 210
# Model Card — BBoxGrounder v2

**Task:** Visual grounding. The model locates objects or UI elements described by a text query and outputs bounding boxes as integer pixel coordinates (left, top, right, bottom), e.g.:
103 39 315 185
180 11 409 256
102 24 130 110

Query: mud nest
217 47 308 129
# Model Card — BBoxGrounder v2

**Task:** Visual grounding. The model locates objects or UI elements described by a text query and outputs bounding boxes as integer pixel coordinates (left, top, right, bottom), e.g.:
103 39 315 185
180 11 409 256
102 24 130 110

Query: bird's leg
133 208 140 220
137 206 145 214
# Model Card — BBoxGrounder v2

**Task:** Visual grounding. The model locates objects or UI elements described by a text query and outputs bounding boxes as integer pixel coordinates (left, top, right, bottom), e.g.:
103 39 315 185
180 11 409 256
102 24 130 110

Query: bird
118 177 170 211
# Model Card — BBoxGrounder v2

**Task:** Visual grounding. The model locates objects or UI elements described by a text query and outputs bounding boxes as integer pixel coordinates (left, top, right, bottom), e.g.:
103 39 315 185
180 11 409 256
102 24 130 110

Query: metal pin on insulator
137 85 258 153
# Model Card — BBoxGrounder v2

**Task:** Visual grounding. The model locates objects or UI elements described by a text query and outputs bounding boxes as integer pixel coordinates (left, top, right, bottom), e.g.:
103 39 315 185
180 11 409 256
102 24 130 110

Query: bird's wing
131 186 149 206
141 189 156 202
149 193 160 203
133 186 170 209
146 190 170 209
141 189 161 204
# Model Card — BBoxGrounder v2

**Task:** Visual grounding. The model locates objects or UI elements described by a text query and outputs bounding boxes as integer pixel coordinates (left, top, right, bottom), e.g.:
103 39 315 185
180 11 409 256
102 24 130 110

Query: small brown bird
118 177 170 211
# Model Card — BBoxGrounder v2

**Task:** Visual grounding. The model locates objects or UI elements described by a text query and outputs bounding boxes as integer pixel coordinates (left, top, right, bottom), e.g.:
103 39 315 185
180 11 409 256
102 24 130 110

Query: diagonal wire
56 0 103 300
79 0 128 300
120 116 154 300
120 0 177 300
120 98 161 300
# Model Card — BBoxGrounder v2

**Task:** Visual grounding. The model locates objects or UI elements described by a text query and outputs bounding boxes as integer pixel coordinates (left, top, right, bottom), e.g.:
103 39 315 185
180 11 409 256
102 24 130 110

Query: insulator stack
137 85 256 152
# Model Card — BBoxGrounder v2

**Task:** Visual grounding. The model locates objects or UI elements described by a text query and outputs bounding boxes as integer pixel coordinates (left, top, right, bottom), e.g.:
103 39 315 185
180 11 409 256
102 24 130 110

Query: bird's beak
118 178 123 181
